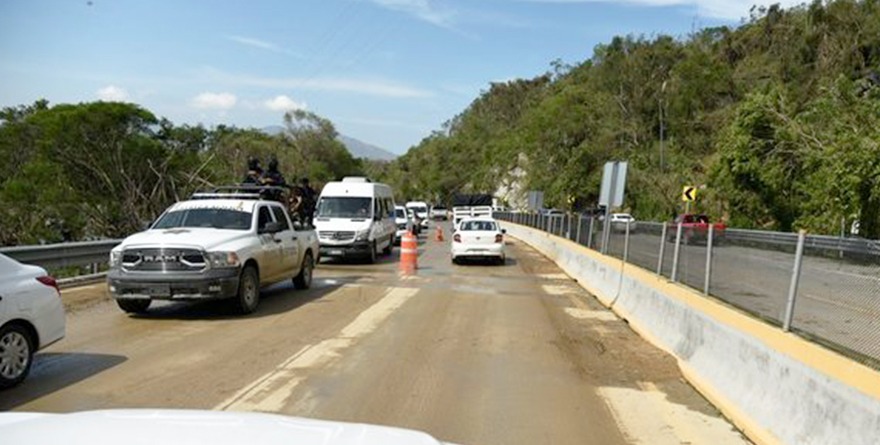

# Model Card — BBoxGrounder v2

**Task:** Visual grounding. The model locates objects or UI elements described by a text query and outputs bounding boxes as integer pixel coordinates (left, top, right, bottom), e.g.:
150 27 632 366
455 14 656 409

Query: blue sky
0 0 798 154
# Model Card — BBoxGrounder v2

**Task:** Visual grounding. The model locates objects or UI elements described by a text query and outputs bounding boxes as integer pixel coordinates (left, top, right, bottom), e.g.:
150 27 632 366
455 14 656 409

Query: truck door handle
273 237 282 243
291 236 298 241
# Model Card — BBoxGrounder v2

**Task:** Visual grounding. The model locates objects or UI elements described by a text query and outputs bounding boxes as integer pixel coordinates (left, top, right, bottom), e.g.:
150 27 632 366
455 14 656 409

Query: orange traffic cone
399 232 418 274
435 225 444 242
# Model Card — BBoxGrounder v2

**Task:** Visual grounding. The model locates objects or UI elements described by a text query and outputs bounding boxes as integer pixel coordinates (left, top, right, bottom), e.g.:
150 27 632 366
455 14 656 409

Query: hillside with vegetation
0 103 363 245
378 0 880 238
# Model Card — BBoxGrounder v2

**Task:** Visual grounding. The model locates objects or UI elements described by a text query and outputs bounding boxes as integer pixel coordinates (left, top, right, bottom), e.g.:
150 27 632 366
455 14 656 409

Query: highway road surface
2 224 748 445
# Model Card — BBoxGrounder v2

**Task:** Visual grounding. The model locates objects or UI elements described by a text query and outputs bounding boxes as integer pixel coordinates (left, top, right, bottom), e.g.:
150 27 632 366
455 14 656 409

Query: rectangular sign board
598 161 627 208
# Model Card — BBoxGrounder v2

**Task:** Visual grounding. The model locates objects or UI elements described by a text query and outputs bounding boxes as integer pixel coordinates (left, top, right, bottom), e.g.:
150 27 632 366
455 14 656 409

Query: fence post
671 222 683 282
703 224 714 295
657 224 668 275
587 217 594 249
783 230 807 332
576 216 583 244
623 219 631 264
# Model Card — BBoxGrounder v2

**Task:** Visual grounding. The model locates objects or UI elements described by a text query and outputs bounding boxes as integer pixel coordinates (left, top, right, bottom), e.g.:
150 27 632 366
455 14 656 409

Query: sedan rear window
460 220 497 231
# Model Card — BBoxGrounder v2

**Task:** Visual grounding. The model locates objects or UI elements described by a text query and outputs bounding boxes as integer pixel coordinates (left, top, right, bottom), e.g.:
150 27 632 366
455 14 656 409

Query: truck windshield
395 208 406 218
152 208 252 230
316 197 372 219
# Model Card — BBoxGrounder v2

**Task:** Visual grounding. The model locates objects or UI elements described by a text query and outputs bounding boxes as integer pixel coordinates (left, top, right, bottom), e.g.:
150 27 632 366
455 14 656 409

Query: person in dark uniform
299 177 317 226
260 157 287 202
242 156 263 185
261 157 286 187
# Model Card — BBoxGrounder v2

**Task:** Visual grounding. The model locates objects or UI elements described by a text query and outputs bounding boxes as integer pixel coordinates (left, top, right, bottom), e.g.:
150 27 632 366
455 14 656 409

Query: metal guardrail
496 211 880 369
1 239 122 270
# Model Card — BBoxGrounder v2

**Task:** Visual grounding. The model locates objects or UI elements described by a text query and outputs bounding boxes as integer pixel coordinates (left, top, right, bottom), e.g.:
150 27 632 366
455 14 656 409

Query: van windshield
316 197 372 219
152 208 252 230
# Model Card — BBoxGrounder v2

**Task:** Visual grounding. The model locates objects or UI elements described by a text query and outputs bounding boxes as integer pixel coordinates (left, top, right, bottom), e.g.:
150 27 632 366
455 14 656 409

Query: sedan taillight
36 275 59 293
495 234 503 243
453 234 461 243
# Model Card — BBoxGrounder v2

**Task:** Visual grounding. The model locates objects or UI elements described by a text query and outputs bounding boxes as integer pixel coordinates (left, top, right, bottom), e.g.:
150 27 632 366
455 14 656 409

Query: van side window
374 199 381 218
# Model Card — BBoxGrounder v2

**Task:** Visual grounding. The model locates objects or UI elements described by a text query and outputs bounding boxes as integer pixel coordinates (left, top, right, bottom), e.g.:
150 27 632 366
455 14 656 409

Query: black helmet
247 156 261 171
301 177 310 185
268 157 279 172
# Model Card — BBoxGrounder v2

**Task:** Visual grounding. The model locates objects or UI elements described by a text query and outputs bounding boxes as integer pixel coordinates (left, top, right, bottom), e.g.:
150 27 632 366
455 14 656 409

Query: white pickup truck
107 189 319 315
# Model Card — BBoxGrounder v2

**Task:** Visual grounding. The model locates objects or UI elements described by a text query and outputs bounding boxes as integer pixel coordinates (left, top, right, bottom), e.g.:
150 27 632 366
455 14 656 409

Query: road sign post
599 161 628 254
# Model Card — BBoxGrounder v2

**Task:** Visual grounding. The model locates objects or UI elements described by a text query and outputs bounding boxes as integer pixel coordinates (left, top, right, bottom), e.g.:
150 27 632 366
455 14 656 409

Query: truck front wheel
117 299 151 314
233 266 260 314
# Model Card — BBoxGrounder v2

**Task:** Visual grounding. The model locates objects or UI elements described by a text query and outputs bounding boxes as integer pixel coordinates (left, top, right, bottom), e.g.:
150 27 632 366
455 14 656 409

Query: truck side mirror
261 222 281 234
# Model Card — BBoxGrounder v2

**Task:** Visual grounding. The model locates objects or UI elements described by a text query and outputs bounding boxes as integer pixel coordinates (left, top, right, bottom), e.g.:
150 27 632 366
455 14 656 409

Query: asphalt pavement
2 223 748 445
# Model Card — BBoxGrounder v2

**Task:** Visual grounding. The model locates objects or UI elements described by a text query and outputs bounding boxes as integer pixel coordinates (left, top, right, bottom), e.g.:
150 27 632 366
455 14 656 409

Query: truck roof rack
190 185 289 201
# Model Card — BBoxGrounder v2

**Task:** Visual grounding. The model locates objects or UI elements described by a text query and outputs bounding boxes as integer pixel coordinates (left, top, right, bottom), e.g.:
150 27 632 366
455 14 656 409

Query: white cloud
226 35 301 57
369 0 457 28
519 0 803 20
203 67 433 98
264 95 307 111
96 85 129 101
190 92 238 110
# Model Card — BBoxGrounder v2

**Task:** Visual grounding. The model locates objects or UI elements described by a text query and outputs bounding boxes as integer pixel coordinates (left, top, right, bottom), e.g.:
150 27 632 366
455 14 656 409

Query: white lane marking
215 286 418 412
598 382 748 445
564 308 618 322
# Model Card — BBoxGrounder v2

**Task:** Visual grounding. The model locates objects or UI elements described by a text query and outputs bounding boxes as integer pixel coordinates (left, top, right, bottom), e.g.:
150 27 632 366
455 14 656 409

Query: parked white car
451 217 506 265
610 213 637 232
0 409 459 444
430 205 448 221
0 253 66 389
108 188 319 315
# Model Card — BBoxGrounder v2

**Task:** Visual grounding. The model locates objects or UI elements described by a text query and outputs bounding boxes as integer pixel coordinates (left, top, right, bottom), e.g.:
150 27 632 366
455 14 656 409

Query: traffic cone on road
435 225 444 242
399 232 418 274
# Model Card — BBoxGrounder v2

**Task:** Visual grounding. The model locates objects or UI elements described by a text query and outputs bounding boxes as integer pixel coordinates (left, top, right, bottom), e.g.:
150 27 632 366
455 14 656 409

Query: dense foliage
0 103 362 245
379 0 880 238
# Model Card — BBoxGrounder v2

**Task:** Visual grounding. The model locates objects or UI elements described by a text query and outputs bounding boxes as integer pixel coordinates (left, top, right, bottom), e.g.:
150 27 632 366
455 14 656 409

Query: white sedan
610 213 638 232
0 253 66 389
451 217 506 265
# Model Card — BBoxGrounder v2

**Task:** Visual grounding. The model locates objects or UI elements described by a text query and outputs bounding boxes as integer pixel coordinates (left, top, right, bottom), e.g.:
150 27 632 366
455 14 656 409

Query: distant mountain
336 135 397 161
260 126 397 161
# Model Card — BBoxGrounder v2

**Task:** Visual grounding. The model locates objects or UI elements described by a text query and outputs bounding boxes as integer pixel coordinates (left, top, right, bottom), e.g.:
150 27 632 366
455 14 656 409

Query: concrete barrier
505 222 880 445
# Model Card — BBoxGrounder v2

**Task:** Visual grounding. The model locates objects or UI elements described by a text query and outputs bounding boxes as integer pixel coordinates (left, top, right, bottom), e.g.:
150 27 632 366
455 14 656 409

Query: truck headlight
109 251 121 268
355 229 370 242
208 251 240 268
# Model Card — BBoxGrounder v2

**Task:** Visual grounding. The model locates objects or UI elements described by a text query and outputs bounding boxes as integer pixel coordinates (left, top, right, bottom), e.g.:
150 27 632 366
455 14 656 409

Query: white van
406 201 430 230
314 177 397 263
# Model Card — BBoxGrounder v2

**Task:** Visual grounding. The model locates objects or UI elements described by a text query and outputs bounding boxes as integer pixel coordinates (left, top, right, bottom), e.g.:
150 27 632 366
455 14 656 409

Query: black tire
451 257 459 265
496 256 506 266
383 237 393 255
0 323 35 389
293 252 314 290
234 266 260 314
117 299 151 314
367 241 378 264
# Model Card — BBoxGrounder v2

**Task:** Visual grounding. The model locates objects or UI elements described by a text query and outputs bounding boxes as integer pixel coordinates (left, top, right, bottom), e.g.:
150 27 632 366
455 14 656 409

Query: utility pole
659 80 667 172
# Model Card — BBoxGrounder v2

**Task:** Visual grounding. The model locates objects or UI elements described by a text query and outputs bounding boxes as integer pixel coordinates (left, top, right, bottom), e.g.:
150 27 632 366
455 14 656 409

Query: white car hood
0 410 458 445
118 228 251 251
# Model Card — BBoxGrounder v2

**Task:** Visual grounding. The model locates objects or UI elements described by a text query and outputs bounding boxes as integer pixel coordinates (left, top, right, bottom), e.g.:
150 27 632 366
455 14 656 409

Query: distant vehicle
0 253 65 389
430 205 448 221
0 409 458 444
541 208 564 216
405 207 422 235
393 205 413 245
406 201 430 230
667 214 726 244
610 213 637 232
108 186 319 315
314 177 396 263
452 193 494 226
451 217 506 265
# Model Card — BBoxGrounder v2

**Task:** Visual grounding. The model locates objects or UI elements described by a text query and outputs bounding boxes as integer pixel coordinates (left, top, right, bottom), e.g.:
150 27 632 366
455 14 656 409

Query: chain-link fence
496 212 880 369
